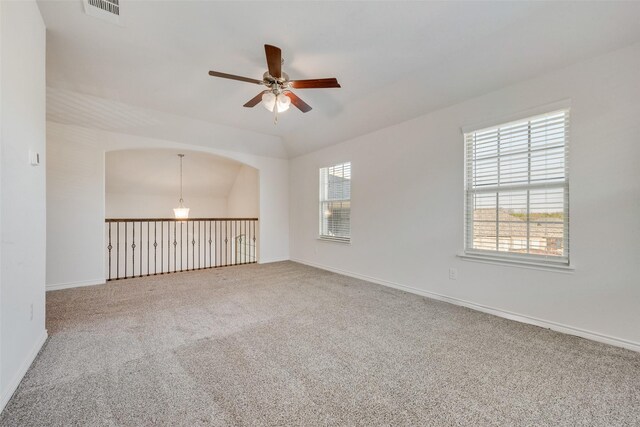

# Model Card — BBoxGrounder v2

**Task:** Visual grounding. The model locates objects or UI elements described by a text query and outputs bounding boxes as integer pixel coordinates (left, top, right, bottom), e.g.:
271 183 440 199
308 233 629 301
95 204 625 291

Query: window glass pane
497 190 528 254
321 201 351 238
473 192 497 220
473 157 498 187
529 222 564 256
529 188 565 222
499 151 529 185
473 221 497 251
472 192 496 251
530 146 565 183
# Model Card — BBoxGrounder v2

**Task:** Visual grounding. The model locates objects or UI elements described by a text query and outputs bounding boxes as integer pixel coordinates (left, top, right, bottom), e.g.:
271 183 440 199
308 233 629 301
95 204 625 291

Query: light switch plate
29 150 40 166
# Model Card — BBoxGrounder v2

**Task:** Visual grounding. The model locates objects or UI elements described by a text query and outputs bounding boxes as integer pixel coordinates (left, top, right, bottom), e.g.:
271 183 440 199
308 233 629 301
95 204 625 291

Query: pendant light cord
178 154 184 205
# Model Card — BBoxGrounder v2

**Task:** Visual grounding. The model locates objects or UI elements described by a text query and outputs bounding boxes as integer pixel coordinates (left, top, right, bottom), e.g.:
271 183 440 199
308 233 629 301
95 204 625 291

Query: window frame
318 161 352 243
463 109 570 267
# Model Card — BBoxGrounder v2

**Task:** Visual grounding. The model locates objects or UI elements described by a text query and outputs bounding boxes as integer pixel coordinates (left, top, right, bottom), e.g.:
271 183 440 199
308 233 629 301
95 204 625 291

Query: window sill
317 236 351 245
457 252 574 273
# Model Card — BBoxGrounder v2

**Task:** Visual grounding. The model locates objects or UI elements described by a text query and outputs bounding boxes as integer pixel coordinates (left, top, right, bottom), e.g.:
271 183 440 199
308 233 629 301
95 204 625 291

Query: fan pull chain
273 104 278 125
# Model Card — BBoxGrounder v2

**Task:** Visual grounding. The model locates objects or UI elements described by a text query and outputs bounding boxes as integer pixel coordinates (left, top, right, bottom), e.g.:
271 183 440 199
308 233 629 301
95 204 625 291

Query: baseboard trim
46 278 105 291
258 257 289 265
291 258 640 353
0 330 48 413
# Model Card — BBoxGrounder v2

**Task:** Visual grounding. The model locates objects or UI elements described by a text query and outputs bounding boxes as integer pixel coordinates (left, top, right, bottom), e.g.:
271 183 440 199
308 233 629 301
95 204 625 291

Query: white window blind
319 162 351 242
464 110 569 265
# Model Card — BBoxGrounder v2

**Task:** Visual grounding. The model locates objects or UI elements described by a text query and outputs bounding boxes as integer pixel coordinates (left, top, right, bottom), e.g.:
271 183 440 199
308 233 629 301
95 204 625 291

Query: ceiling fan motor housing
263 71 290 93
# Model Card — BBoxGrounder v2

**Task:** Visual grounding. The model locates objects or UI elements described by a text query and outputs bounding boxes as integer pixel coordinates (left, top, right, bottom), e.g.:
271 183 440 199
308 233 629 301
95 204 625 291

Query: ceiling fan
208 44 341 121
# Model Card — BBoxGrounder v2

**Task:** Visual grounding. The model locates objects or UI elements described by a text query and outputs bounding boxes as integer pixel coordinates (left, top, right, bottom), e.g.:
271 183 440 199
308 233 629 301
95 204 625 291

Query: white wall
257 160 289 263
47 134 104 289
227 165 259 218
290 42 640 349
104 149 253 219
0 0 47 411
46 121 289 289
105 193 228 219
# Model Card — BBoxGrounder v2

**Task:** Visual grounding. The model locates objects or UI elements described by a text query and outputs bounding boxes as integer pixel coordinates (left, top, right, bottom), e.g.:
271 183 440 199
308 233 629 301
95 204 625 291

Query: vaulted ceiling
38 1 640 157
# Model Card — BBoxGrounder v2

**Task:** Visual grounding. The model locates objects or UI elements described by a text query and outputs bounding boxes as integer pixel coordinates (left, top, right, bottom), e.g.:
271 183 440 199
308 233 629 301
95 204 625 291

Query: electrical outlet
30 303 34 321
449 268 458 280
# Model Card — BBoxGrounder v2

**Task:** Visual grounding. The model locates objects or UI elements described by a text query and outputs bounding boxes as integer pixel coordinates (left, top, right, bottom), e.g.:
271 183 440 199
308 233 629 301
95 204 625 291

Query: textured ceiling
39 1 640 157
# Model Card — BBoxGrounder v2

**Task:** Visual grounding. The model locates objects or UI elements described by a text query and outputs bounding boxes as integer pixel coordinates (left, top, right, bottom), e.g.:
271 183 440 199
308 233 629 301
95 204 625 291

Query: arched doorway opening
104 149 259 280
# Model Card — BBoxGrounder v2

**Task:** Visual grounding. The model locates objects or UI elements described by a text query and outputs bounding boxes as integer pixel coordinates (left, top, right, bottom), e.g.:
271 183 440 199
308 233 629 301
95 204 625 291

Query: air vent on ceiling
82 0 123 25
89 0 119 15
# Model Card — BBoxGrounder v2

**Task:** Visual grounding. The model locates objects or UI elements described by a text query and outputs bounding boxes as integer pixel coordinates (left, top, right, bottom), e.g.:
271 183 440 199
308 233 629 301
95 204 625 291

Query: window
319 162 351 242
464 110 569 265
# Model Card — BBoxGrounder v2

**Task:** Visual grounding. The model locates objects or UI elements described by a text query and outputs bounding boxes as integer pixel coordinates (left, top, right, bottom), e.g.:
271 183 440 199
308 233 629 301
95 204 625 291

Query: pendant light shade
173 206 189 219
174 154 189 219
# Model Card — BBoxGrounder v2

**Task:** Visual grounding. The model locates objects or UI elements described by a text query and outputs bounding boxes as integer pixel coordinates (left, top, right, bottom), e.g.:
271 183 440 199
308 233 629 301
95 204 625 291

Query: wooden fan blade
289 78 341 89
208 70 263 85
243 91 267 108
264 44 282 79
284 91 312 113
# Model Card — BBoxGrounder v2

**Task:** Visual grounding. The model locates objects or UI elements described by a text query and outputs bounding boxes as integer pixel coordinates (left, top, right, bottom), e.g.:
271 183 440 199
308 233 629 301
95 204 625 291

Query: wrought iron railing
105 218 258 281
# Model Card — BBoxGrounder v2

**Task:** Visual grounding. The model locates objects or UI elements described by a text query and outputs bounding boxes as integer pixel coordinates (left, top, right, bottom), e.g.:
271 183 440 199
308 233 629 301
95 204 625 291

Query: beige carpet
1 261 639 426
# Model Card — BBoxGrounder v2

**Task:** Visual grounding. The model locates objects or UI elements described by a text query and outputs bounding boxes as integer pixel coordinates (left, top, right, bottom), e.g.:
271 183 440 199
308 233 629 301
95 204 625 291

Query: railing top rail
105 218 259 223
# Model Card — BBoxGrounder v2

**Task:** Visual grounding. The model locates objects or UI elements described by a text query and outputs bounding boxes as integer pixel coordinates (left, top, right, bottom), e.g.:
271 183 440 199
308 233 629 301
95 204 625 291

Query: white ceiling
39 1 640 157
106 149 245 197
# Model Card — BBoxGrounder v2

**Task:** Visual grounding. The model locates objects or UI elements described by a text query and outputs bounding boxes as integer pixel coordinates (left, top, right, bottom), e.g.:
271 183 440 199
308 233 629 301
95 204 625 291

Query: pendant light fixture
173 154 190 219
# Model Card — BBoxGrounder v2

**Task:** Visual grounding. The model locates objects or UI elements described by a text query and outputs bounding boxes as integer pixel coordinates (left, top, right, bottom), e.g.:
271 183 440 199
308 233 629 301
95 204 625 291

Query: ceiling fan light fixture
261 92 290 113
261 92 276 111
276 93 291 112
